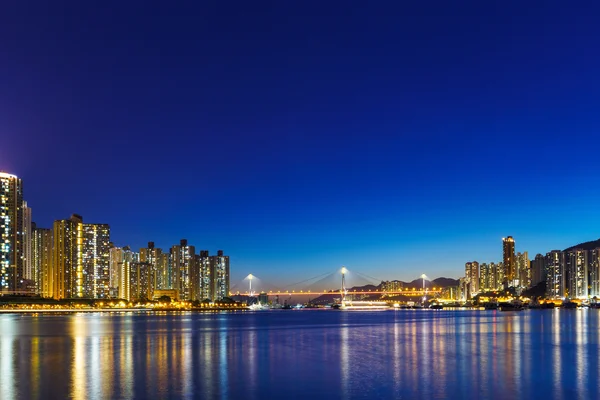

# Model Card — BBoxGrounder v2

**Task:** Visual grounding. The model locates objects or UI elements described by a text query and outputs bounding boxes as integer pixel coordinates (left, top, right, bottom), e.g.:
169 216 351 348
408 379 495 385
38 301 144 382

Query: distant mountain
403 277 459 289
432 277 459 287
307 277 459 305
564 238 600 252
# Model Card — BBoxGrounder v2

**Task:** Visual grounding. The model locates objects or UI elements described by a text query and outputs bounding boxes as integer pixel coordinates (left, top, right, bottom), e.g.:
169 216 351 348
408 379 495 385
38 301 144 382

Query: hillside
564 238 600 252
308 277 459 305
404 277 459 289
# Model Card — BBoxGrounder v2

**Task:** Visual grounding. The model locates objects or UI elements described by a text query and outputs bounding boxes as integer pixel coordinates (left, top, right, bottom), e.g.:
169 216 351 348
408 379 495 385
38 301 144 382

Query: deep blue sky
2 2 600 286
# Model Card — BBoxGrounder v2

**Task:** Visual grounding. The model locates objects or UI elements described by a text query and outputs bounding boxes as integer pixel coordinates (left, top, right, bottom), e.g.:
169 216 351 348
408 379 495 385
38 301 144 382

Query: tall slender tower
566 248 588 299
0 172 24 293
33 226 54 298
140 242 163 291
22 202 33 282
53 215 84 299
464 261 479 297
171 239 195 300
210 250 230 301
82 223 111 298
502 237 516 287
545 250 565 299
531 253 545 287
516 251 530 289
590 248 600 298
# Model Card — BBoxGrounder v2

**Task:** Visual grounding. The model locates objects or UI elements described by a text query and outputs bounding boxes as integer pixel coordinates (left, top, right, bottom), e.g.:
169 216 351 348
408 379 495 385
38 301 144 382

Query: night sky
2 2 600 286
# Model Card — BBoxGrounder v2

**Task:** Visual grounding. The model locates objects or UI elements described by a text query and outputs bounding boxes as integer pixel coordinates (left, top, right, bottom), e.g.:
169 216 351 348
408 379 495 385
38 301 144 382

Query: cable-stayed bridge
229 267 443 297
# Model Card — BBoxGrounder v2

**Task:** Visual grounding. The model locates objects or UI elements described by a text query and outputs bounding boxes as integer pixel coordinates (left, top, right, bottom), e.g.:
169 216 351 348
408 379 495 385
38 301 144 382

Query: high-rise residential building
210 250 230 301
464 261 479 297
32 225 53 298
129 261 155 301
457 277 467 302
494 262 504 290
22 202 33 282
140 242 163 291
53 215 84 299
531 254 545 287
546 250 565 299
516 251 530 289
111 246 137 300
157 252 170 289
566 248 588 299
171 239 195 300
53 214 110 299
0 172 24 293
590 248 600 298
192 250 211 300
381 280 403 293
109 246 122 297
503 236 516 287
479 263 493 292
82 223 111 298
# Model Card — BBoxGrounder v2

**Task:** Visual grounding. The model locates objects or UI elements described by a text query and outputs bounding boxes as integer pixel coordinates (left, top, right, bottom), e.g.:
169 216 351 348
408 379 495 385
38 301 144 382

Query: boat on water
248 303 270 311
332 267 391 311
337 300 390 311
499 301 524 311
429 304 444 310
561 299 578 309
483 302 499 310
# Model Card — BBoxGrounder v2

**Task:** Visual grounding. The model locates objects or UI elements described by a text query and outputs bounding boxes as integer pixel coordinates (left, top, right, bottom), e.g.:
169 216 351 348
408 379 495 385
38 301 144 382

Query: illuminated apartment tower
157 253 170 289
189 250 211 301
171 239 195 300
198 250 212 300
479 263 493 292
32 225 53 298
109 246 137 300
502 237 516 286
210 250 230 301
0 172 24 292
566 249 588 299
516 251 530 289
108 243 123 298
109 246 123 297
140 242 164 290
82 223 111 298
464 261 479 297
53 215 110 299
494 262 504 290
53 215 84 299
22 202 33 283
545 250 565 299
531 254 545 286
590 248 600 298
130 261 155 301
122 247 137 300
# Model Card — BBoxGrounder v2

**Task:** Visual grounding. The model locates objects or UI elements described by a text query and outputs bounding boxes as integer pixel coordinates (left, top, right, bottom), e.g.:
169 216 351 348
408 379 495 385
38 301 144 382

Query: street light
421 274 427 305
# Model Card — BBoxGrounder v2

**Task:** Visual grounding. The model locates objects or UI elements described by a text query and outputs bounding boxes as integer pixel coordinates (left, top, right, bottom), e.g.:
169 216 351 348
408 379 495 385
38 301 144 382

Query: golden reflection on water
552 310 562 400
340 325 349 399
0 332 15 399
0 311 599 399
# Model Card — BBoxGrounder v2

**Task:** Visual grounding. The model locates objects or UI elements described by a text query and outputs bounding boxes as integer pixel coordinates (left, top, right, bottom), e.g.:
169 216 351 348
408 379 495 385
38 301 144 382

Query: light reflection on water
0 310 599 399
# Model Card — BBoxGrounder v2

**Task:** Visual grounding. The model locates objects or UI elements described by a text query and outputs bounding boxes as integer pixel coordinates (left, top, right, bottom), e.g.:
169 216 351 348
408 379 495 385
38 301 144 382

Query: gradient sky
2 2 600 287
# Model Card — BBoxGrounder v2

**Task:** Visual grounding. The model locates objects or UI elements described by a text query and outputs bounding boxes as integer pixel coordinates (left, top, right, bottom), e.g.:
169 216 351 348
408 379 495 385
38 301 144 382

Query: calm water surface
0 310 599 399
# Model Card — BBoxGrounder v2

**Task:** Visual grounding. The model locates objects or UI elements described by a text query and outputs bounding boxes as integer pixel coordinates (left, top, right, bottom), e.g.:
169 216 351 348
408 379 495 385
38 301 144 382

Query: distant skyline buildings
503 236 516 287
0 172 231 302
463 235 600 301
0 172 24 292
7 169 600 297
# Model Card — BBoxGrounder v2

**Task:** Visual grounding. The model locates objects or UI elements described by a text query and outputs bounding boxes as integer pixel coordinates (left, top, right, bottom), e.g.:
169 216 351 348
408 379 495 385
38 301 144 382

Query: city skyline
4 169 600 289
3 3 600 285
